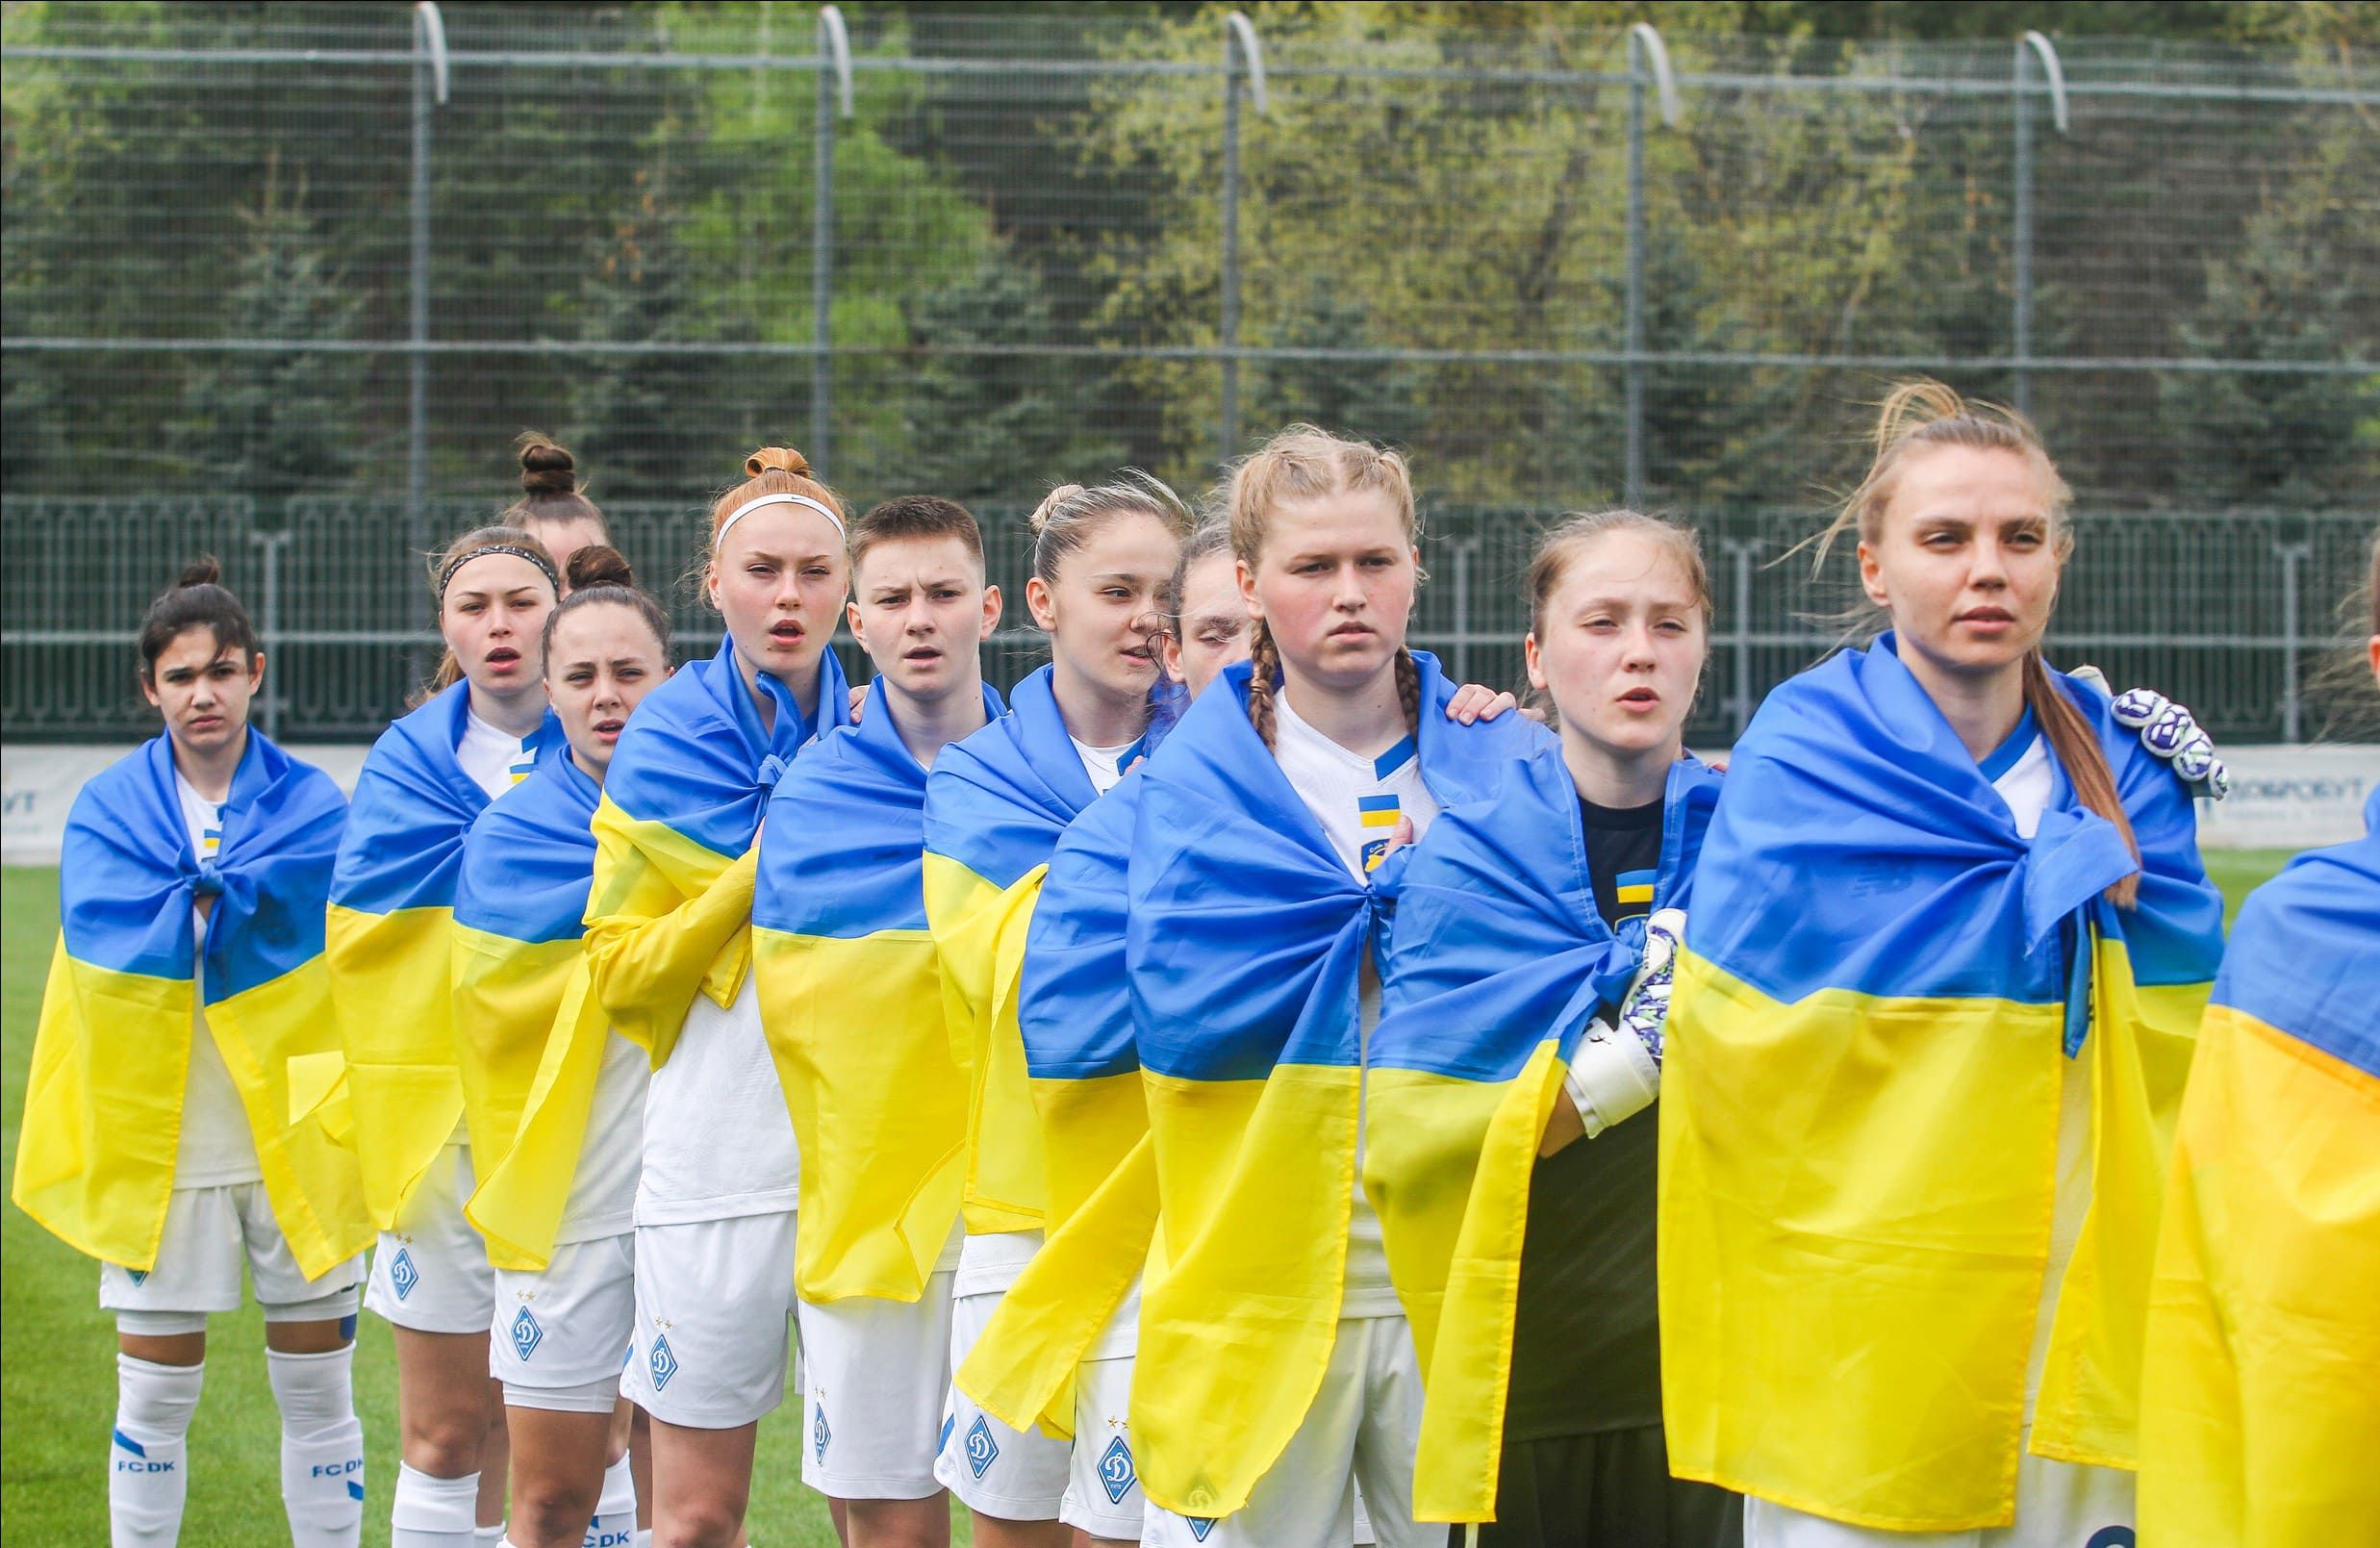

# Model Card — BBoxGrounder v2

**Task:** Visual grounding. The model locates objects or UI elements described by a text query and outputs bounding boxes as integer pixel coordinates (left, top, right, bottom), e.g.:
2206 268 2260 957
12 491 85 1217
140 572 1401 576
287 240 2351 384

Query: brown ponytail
2022 651 2140 907
1392 646 1422 743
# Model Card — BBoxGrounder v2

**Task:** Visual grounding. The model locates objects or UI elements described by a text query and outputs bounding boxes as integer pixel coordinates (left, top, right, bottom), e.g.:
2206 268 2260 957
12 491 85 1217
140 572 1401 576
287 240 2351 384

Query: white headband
716 492 846 546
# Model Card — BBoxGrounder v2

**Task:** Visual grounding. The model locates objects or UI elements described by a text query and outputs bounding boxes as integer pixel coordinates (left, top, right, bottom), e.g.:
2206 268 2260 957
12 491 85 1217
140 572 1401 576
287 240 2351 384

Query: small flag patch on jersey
1614 867 1657 917
200 823 222 857
1360 793 1404 873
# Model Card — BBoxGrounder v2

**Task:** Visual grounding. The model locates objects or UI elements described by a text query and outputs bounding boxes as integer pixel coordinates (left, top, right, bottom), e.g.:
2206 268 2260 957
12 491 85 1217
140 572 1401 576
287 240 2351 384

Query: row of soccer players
20 393 2374 1548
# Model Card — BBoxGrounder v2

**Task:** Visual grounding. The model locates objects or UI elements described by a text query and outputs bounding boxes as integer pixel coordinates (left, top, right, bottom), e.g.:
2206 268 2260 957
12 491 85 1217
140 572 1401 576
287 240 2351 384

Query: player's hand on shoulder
2072 665 2228 799
1445 683 1521 724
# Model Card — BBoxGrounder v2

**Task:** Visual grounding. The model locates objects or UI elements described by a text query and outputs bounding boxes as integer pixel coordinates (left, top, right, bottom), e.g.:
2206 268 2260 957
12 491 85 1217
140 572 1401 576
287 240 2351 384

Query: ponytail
2023 649 2140 908
1247 618 1282 749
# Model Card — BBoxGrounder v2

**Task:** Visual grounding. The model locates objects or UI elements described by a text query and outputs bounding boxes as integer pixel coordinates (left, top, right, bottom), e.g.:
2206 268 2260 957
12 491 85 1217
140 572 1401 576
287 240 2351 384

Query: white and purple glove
1563 907 1684 1138
2069 667 2229 800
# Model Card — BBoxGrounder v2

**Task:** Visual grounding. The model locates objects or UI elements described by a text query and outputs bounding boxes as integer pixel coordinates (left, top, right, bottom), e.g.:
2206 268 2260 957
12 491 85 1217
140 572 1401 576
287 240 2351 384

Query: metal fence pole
811 8 851 479
408 3 446 561
2012 33 2067 419
1452 538 1475 685
1624 29 1647 506
253 525 287 740
2278 538 2311 743
1722 536 1758 735
1219 42 1243 467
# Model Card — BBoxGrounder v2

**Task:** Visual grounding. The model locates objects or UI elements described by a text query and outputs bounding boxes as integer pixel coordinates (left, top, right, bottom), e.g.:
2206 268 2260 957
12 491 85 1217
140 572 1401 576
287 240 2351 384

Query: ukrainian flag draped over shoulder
924 665 1135 1237
753 678 1000 1302
2139 789 2380 1548
15 731 368 1278
453 757 606 1271
585 636 848 1062
954 749 1158 1440
1126 652 1536 1519
1366 746 1718 1523
1659 636 2224 1533
329 682 563 1228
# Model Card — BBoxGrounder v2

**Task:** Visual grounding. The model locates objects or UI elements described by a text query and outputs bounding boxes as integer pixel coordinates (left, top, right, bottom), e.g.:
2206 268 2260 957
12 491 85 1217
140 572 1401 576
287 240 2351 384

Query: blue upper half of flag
1126 651 1548 1081
603 634 850 861
330 681 564 918
2215 787 2380 1078
754 676 1006 941
63 729 346 1001
454 754 601 946
1376 746 1720 1083
1019 766 1145 1082
1686 636 2224 1019
924 665 1106 890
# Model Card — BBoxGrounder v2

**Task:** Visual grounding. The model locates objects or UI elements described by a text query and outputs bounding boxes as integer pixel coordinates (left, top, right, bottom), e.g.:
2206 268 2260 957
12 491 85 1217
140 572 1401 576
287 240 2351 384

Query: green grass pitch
4 854 2298 1541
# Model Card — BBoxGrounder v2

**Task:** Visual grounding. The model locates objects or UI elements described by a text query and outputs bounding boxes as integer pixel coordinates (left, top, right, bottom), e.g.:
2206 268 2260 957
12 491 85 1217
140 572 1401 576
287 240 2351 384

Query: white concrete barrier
4 739 2372 868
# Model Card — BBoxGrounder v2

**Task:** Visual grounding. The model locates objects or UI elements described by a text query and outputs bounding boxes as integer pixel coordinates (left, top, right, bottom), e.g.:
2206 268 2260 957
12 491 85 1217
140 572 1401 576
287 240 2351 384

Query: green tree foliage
170 161 366 506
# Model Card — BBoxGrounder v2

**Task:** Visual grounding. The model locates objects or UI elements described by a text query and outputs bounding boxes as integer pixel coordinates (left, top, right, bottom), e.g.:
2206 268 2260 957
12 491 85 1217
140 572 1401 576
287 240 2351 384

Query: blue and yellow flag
584 636 848 1063
2139 788 2380 1548
923 665 1139 1241
949 713 1163 1439
328 682 563 1228
1365 745 1719 1523
1124 652 1539 1519
1658 636 2225 1533
753 678 1002 1302
14 731 368 1278
453 756 611 1271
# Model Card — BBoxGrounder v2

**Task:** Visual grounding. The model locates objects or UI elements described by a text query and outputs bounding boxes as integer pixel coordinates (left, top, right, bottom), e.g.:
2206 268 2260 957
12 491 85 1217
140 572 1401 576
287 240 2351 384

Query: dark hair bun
746 445 812 479
174 555 224 590
518 434 578 497
565 544 635 593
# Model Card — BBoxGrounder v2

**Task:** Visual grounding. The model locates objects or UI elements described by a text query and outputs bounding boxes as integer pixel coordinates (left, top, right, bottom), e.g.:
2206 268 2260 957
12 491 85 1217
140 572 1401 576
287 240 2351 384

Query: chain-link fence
4 4 2375 742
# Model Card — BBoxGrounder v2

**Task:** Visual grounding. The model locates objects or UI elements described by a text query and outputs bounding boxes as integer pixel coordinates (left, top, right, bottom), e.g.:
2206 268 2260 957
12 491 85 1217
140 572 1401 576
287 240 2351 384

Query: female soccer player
755 495 1005 1548
1659 382 2228 1548
1120 426 1541 1548
1365 512 1740 1547
922 474 1194 1547
334 527 564 1548
15 560 371 1548
455 547 673 1548
502 435 610 580
585 447 851 1548
2138 543 2380 1548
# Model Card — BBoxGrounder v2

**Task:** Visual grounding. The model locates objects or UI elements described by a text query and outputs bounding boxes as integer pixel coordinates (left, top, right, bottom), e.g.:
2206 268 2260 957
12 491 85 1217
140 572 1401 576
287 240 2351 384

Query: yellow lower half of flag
2139 1005 2380 1548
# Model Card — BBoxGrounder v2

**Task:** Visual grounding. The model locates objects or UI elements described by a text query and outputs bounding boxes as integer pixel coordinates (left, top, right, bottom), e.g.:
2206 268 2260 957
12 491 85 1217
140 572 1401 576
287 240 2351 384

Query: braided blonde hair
1227 425 1423 750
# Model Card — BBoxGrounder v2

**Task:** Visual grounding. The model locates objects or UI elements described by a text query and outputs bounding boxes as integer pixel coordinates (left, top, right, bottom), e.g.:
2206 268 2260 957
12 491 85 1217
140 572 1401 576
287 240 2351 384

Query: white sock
475 1524 505 1546
391 1463 479 1548
268 1346 364 1546
585 1452 638 1546
111 1355 204 1548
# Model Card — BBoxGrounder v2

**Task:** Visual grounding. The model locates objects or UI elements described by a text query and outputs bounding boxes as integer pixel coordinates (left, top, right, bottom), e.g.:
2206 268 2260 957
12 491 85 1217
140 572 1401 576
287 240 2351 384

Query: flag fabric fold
14 731 368 1278
1364 744 1719 1522
1658 636 2225 1533
584 636 848 1063
1123 652 1538 1520
327 682 564 1228
954 772 1156 1440
453 755 608 1271
923 665 1131 1240
2139 787 2380 1548
752 678 1001 1303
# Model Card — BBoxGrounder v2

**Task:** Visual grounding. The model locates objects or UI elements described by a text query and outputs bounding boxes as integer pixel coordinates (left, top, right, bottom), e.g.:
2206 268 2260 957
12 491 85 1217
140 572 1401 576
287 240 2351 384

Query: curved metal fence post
813 6 853 479
2012 31 2069 419
408 1 448 564
1219 11 1269 467
2277 537 2311 743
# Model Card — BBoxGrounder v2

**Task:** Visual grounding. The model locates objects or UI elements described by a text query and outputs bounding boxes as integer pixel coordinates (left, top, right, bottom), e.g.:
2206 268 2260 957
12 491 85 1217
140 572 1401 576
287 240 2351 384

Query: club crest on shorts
388 1246 419 1301
964 1414 1000 1480
1098 1434 1136 1505
813 1401 832 1462
509 1306 543 1362
647 1333 678 1391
